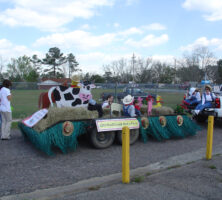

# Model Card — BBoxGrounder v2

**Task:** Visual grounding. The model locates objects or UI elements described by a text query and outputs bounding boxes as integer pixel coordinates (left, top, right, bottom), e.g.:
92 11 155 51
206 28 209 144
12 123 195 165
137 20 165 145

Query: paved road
57 155 222 200
0 121 221 197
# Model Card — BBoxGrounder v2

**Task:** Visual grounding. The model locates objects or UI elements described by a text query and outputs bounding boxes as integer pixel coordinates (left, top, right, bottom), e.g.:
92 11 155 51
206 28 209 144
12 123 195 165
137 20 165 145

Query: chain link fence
8 82 198 92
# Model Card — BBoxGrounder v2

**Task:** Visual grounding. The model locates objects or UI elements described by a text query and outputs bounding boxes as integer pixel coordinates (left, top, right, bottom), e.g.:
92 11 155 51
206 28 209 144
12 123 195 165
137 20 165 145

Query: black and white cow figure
48 81 96 108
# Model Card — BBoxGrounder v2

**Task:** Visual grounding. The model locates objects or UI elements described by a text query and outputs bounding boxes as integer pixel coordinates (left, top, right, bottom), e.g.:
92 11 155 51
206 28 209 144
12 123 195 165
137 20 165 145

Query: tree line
0 47 80 82
0 46 222 84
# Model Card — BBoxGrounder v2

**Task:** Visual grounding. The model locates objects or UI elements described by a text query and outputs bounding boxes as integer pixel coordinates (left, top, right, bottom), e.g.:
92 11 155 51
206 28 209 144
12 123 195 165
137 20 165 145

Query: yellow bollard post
122 126 130 183
206 115 214 160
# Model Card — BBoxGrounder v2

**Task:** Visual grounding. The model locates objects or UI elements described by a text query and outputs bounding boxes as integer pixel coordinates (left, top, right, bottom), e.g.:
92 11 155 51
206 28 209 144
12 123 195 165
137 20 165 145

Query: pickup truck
101 87 153 102
191 94 222 122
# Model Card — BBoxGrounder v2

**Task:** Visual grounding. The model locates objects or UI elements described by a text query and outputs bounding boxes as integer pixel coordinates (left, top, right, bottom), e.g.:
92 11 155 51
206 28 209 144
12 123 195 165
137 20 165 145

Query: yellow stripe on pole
206 115 214 160
122 126 130 183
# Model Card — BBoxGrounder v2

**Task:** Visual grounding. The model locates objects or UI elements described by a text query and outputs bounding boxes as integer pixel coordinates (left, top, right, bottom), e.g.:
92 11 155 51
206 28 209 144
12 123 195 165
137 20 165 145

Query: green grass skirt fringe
138 115 201 143
18 121 89 155
18 115 201 155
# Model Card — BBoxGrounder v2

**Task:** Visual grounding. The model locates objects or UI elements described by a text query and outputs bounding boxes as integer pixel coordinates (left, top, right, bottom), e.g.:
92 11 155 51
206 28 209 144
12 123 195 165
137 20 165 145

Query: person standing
0 79 12 140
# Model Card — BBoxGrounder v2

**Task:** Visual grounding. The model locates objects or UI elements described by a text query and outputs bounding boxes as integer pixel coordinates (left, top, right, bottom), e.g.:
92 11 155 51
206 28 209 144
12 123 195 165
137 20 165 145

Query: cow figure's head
78 81 96 103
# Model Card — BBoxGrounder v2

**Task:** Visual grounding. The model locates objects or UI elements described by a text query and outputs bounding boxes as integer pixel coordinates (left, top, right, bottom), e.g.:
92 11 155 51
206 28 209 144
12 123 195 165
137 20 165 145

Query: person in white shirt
102 95 114 109
184 88 201 106
194 85 216 115
0 79 12 140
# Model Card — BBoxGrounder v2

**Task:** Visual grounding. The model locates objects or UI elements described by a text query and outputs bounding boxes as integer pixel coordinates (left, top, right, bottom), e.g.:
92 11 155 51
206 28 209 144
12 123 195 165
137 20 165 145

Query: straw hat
71 75 80 82
62 121 74 136
122 95 134 105
141 117 149 129
205 85 212 92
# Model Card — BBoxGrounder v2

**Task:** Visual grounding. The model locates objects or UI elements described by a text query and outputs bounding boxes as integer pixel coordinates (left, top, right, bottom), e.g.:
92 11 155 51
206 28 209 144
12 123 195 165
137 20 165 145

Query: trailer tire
89 128 115 149
194 114 208 123
116 129 139 145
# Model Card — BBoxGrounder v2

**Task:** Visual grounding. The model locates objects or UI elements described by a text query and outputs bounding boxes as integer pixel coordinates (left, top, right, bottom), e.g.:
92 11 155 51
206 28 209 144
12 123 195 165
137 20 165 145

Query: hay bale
34 107 98 132
103 108 111 115
152 106 174 116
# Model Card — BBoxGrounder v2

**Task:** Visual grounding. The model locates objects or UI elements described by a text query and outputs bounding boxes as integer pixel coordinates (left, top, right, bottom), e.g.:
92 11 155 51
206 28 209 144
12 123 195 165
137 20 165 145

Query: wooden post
206 115 214 160
122 126 130 183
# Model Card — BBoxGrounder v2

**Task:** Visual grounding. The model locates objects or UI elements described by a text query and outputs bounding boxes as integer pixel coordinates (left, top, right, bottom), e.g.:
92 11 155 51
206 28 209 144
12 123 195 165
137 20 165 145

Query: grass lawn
11 88 184 119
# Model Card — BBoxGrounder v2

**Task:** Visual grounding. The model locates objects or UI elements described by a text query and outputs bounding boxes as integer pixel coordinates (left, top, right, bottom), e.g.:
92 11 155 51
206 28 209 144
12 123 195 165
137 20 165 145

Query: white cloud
0 38 41 60
113 23 120 28
118 27 143 36
182 0 222 21
77 52 142 73
151 55 175 64
126 0 139 6
0 0 115 31
180 37 222 52
33 24 168 50
33 30 117 50
142 23 166 31
125 34 169 48
117 23 166 36
80 24 90 30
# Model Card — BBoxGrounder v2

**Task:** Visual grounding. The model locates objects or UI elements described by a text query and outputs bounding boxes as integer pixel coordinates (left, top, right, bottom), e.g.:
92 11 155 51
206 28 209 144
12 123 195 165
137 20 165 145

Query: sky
0 0 222 75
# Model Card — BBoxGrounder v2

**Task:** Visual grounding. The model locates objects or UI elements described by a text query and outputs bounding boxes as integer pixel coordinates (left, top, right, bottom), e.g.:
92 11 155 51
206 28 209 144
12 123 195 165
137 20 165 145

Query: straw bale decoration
159 116 167 127
141 117 149 129
62 121 74 136
177 115 183 126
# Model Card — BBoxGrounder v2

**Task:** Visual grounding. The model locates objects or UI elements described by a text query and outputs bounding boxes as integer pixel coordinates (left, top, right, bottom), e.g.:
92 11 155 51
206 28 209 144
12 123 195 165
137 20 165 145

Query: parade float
18 78 201 155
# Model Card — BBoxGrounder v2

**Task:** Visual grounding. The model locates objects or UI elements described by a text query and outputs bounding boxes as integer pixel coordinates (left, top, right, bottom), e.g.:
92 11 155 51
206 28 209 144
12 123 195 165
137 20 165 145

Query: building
38 78 71 90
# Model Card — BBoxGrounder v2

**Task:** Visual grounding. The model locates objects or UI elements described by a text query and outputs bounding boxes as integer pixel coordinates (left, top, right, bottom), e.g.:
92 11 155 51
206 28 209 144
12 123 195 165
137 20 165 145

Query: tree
103 71 112 83
30 54 42 73
151 62 175 83
179 46 216 82
67 53 80 78
41 71 65 79
0 56 5 81
90 74 105 83
134 58 153 83
194 46 215 71
177 64 204 83
217 59 222 82
6 55 39 82
103 58 129 83
42 47 67 78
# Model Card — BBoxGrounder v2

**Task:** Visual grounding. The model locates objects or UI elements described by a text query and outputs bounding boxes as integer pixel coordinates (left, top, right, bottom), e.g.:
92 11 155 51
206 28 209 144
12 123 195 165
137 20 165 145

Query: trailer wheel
116 129 139 145
195 114 208 123
89 128 115 149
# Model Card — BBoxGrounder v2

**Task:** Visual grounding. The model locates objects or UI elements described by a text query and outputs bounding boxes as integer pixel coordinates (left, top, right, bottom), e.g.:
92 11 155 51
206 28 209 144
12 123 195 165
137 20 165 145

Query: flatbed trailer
18 108 200 155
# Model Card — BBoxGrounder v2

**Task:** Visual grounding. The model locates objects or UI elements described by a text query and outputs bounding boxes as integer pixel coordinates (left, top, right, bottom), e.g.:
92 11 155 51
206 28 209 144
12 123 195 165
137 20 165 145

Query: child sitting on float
102 94 114 109
133 99 141 116
122 95 137 117
183 87 201 106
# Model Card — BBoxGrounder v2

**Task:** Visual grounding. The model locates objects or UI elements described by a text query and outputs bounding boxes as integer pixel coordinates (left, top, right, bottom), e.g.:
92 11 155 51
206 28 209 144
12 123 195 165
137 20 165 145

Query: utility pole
132 53 136 83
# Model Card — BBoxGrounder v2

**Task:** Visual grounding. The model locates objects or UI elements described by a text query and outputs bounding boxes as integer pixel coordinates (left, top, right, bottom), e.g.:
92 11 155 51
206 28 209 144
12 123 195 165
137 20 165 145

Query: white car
195 94 222 122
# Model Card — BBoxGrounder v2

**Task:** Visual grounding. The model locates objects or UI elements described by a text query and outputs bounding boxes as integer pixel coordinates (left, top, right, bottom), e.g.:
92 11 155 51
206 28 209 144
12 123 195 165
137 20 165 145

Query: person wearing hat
183 87 201 106
194 85 216 115
122 95 136 117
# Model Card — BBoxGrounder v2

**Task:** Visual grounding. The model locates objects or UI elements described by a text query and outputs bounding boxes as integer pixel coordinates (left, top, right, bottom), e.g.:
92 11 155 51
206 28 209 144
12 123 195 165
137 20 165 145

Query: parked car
179 83 191 90
101 87 154 103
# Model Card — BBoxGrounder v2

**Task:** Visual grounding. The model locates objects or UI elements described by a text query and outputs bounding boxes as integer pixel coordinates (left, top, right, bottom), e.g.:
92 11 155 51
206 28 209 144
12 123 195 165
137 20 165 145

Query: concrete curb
1 143 222 200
